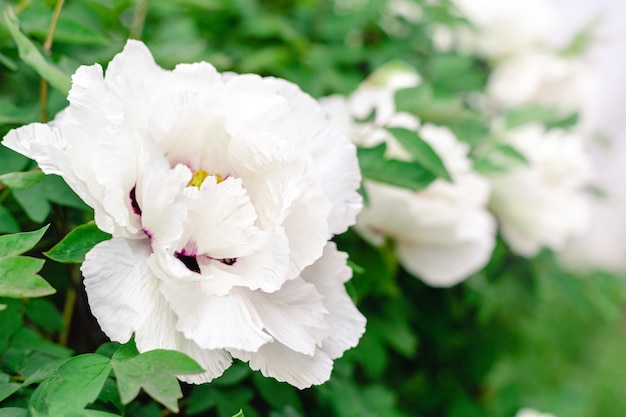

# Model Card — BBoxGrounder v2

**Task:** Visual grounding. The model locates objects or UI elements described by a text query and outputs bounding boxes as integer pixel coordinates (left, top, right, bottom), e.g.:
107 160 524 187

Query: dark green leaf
387 127 452 182
0 226 49 259
358 143 436 191
4 10 71 95
0 207 20 234
45 223 111 264
25 299 65 332
0 257 54 298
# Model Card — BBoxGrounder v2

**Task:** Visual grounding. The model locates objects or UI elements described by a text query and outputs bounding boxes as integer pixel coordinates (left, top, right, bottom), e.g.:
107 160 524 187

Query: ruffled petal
233 342 333 390
300 243 366 358
160 281 272 352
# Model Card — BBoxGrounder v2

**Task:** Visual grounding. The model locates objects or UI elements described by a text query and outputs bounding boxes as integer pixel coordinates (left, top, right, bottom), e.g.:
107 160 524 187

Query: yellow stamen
187 169 223 188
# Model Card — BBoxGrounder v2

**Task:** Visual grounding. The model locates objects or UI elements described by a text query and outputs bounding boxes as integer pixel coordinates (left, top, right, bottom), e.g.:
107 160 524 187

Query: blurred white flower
2 40 365 389
487 50 592 112
450 0 556 58
488 124 591 256
515 408 557 417
356 124 496 287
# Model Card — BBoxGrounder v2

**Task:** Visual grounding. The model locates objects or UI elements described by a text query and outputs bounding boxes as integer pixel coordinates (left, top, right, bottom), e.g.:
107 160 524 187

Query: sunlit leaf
0 225 48 259
0 170 46 190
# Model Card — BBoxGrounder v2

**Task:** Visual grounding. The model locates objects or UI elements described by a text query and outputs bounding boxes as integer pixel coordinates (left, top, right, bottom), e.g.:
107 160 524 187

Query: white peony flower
355 124 496 287
450 0 556 59
2 40 365 389
488 124 591 257
515 408 557 417
487 50 592 112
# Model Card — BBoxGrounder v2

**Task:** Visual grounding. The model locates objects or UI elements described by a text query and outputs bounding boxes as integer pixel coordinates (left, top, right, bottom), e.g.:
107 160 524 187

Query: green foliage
45 222 111 264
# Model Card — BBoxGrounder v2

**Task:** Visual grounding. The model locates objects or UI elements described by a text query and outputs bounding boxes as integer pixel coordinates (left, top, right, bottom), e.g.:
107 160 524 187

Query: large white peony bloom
488 124 591 257
355 124 496 287
487 50 592 112
2 40 365 389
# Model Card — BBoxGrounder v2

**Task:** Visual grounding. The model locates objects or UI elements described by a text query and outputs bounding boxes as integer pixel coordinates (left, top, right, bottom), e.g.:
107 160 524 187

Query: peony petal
300 243 366 358
233 342 333 390
160 281 273 352
248 278 328 356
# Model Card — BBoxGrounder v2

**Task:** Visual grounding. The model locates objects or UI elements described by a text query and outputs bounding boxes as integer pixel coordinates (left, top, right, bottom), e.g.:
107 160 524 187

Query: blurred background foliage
1 1 626 417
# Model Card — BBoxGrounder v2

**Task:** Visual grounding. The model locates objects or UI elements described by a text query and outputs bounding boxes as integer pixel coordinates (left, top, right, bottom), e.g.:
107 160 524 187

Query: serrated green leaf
0 171 45 190
47 354 112 415
358 143 436 191
0 225 49 259
4 10 71 95
45 223 111 264
0 257 54 298
26 298 65 332
111 340 204 412
387 127 453 182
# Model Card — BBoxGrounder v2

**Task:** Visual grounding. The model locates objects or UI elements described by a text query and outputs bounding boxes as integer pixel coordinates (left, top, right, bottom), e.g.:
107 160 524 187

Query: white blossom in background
487 50 593 112
2 40 366 389
515 408 557 417
321 74 495 286
449 0 556 59
488 124 591 257
356 124 496 287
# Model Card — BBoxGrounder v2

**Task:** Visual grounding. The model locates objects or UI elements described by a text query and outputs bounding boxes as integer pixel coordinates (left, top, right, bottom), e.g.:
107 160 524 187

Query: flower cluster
321 48 592 285
3 40 366 389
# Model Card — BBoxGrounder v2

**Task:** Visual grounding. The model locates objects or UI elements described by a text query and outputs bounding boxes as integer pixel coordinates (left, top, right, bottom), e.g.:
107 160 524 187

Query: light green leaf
0 379 21 402
357 143 436 191
0 408 27 417
45 223 111 264
0 170 46 190
0 257 54 298
47 354 112 415
4 10 71 95
111 339 204 412
232 410 245 417
0 225 49 259
387 127 453 182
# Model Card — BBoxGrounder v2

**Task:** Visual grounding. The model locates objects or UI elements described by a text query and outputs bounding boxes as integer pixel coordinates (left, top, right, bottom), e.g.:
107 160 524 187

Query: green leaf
111 340 204 412
0 207 20 234
45 223 111 264
387 127 452 182
0 171 46 190
232 410 245 417
0 225 49 259
0 99 37 124
47 354 112 414
26 299 65 332
0 408 27 417
3 10 71 95
0 379 21 402
0 257 54 298
357 143 436 191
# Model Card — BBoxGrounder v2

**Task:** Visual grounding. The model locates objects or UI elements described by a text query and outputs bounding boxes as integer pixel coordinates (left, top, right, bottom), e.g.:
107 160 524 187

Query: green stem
130 0 148 40
39 0 65 122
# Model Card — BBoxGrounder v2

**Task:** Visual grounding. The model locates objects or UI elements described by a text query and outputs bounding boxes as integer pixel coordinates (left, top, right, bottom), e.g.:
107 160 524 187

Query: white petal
186 176 265 259
160 281 272 352
300 243 366 358
82 238 150 342
233 342 333 390
249 278 328 355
